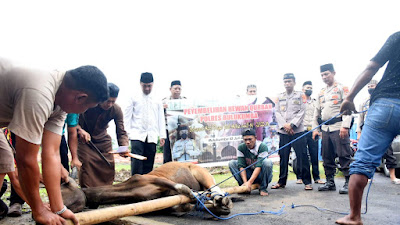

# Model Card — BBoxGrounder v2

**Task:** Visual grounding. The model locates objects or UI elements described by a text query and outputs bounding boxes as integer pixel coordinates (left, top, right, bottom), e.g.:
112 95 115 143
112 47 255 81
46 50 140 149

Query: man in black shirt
337 32 400 225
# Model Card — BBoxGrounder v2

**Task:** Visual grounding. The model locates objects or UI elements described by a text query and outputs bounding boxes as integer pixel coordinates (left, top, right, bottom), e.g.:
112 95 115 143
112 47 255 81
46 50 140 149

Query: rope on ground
191 190 285 220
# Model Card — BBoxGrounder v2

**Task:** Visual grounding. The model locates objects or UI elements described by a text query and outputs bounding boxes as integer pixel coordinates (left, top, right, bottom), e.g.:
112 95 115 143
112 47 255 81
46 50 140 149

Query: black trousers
305 132 320 181
60 135 70 172
9 132 25 205
278 132 311 185
384 146 397 169
130 139 156 175
321 130 352 177
163 130 172 163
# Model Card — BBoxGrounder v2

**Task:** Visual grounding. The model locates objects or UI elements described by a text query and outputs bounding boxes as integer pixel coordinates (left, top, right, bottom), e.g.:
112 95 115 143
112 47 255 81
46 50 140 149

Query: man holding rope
337 31 400 225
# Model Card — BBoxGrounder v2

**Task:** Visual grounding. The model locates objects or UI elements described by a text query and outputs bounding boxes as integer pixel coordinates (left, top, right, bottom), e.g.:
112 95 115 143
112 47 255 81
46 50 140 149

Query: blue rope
195 109 373 219
191 190 285 220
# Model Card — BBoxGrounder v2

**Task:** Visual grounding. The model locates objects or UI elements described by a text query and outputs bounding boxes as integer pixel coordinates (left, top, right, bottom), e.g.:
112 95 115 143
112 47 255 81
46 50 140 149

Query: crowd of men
0 31 400 225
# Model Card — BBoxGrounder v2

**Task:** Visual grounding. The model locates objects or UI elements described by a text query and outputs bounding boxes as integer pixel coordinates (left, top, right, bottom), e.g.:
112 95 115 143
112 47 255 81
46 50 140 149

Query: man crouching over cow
229 128 273 196
61 162 233 216
0 57 109 225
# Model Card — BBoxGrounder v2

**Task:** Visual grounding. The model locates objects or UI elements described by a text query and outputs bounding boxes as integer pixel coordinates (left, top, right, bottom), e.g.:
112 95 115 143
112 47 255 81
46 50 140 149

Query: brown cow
61 162 232 216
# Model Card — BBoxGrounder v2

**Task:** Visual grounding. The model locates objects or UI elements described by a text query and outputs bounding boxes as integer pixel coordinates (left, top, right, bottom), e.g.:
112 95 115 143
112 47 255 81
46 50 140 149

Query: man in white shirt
124 72 166 175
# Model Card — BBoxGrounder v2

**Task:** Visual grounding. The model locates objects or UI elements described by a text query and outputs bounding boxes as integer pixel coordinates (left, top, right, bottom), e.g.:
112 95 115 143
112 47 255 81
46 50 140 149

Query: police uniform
274 73 311 187
304 97 321 181
313 80 353 180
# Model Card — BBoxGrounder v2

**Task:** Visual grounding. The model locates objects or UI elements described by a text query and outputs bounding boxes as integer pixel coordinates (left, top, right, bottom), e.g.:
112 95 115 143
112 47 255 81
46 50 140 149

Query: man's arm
114 105 129 146
157 102 166 146
67 126 81 170
274 95 286 130
341 61 381 113
15 134 77 225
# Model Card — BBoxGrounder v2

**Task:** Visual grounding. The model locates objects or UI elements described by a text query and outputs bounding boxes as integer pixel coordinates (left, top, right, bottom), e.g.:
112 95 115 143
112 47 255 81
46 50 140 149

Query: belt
321 117 342 125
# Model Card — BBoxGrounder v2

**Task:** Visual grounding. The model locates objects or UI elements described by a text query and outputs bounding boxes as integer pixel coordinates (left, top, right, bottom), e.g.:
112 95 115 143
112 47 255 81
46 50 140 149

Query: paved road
1 173 399 225
142 173 400 225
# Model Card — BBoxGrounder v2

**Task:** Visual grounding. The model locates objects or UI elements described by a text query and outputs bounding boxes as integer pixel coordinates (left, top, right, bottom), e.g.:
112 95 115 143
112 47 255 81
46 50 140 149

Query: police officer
302 81 324 184
271 73 312 190
357 80 400 184
312 63 353 194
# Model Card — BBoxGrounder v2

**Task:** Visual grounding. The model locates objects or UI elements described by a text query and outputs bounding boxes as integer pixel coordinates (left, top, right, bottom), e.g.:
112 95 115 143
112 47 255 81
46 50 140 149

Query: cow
61 162 233 216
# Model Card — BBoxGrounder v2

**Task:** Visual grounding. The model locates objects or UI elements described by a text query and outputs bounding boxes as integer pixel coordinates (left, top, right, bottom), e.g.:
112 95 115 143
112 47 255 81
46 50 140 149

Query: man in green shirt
228 129 273 196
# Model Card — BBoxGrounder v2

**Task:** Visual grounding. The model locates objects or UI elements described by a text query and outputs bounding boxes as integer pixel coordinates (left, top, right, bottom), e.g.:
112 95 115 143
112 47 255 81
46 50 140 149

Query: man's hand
283 123 294 135
70 159 82 171
312 130 320 140
60 208 80 225
241 181 252 192
61 167 69 183
340 99 356 115
339 127 349 139
160 138 165 147
32 206 66 225
77 129 91 143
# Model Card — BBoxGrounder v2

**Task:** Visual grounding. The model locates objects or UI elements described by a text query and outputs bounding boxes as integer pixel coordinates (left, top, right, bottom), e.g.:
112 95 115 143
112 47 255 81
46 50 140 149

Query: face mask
181 133 188 139
305 90 312 96
368 88 375 95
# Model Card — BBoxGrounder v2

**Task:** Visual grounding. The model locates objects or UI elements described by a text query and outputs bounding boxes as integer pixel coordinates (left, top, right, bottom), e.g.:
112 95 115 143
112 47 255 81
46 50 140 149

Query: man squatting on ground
229 128 273 196
0 57 108 225
337 31 400 225
271 73 312 190
312 63 353 194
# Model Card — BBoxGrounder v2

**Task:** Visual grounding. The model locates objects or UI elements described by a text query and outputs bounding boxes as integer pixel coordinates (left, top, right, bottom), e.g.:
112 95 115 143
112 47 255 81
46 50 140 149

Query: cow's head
61 178 86 213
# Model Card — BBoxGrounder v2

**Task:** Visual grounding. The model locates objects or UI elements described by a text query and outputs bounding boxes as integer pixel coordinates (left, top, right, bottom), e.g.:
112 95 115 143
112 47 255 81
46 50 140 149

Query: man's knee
228 160 238 170
261 159 273 171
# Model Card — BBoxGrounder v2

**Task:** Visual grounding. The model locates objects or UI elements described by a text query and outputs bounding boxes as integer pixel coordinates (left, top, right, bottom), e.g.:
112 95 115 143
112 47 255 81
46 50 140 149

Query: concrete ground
0 172 399 225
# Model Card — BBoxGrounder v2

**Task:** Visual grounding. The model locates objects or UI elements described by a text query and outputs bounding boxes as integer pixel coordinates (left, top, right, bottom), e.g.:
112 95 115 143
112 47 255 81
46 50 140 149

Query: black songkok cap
283 73 295 80
171 80 181 87
242 128 256 137
320 63 335 73
303 81 312 86
140 72 154 83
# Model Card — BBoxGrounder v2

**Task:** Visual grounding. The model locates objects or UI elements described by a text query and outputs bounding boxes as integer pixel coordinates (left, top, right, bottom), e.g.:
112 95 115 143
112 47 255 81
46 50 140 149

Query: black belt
321 117 342 125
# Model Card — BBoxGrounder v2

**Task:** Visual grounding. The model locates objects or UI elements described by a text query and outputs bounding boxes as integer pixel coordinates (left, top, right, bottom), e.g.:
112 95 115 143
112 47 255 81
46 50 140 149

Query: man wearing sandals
228 129 273 196
272 73 313 191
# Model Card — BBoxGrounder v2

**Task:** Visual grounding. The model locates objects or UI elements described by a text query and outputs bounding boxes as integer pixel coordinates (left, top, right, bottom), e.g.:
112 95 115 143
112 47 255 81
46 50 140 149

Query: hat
303 81 312 86
171 80 181 87
368 79 378 85
140 72 153 83
242 128 256 137
320 63 335 73
283 73 295 80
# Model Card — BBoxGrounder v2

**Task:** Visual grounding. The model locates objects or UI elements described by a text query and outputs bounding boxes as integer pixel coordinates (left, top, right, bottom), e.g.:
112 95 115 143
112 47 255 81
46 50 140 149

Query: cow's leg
187 164 233 211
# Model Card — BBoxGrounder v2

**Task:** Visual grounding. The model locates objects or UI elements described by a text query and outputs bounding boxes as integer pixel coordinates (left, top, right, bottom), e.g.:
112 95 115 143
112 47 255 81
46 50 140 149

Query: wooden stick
66 184 259 225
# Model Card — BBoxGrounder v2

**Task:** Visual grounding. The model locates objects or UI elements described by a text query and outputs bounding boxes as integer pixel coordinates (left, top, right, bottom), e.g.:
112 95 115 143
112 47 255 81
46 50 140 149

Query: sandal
304 184 313 190
314 179 325 184
296 179 303 184
271 183 285 189
391 178 400 185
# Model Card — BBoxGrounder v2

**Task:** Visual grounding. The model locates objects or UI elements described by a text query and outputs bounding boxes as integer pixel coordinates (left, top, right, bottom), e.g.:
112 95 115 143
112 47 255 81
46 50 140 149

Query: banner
165 96 278 163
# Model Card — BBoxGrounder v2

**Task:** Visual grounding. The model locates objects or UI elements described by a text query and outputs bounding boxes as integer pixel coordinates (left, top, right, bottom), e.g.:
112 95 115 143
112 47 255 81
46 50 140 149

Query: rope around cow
193 110 374 219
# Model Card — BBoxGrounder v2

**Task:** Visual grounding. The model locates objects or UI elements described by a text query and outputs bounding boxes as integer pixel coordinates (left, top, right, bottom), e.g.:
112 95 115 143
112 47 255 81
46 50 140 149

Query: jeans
228 159 273 192
351 98 400 179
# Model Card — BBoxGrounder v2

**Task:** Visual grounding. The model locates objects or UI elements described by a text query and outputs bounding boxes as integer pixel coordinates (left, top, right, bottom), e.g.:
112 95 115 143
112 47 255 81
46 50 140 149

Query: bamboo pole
66 184 260 225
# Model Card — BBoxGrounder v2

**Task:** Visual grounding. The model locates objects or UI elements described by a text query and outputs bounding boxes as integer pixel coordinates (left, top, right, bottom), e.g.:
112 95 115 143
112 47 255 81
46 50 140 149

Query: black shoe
318 183 336 191
0 199 8 220
339 177 349 194
7 203 22 217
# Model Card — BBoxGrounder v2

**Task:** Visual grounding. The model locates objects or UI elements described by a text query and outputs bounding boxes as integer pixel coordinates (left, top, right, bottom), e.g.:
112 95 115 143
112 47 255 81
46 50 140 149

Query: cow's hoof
174 184 194 198
212 195 233 210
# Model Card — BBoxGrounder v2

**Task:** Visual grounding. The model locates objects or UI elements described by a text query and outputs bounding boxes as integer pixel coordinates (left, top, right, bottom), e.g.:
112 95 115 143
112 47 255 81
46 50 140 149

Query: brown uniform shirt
313 82 352 132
